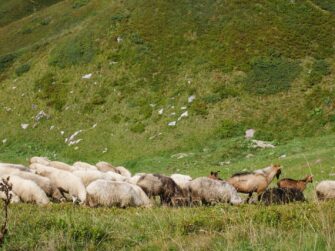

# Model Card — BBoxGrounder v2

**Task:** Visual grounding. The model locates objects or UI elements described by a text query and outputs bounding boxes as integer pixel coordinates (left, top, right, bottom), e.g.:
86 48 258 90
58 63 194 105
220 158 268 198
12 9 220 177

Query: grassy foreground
0 134 335 250
1 201 334 250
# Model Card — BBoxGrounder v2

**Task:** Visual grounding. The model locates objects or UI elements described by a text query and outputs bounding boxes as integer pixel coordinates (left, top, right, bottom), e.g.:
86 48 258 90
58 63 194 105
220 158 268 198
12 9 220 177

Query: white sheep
170 174 192 190
128 173 146 185
86 180 151 208
0 190 20 203
188 177 243 205
30 163 86 203
73 161 97 171
96 161 116 172
316 180 335 200
114 166 132 178
106 171 128 182
0 163 29 171
1 175 49 205
48 161 75 172
30 156 50 166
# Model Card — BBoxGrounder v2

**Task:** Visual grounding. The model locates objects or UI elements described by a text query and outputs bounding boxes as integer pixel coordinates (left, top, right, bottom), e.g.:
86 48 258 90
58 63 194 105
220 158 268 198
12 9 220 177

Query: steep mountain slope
0 0 334 169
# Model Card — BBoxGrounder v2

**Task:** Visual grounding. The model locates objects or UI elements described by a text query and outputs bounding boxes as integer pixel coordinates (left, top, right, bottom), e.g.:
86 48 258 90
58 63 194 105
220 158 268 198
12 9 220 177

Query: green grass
0 1 335 249
1 201 334 250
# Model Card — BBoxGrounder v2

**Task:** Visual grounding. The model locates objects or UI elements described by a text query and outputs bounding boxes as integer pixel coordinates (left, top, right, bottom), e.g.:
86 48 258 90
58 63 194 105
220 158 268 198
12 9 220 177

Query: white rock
171 153 193 159
35 110 48 122
170 112 176 116
82 73 92 79
92 124 97 129
279 154 287 159
188 95 196 103
102 148 108 153
21 124 29 129
69 130 82 141
158 108 164 115
60 131 65 135
150 104 156 107
181 106 187 110
245 129 255 139
117 36 123 43
178 111 188 121
2 139 7 144
251 140 275 149
168 121 176 126
50 126 55 130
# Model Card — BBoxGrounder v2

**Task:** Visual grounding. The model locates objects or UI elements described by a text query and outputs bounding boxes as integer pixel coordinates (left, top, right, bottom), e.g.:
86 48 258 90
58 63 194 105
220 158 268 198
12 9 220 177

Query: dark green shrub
245 57 301 95
0 53 16 72
307 59 331 85
34 73 67 111
312 0 335 13
203 85 239 104
216 120 245 139
130 122 146 133
49 34 95 68
15 64 30 76
72 0 89 9
190 100 208 116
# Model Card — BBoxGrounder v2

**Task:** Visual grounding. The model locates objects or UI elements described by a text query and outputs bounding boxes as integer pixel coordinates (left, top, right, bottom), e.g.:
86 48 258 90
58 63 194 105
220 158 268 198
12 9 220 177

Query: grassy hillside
0 0 335 167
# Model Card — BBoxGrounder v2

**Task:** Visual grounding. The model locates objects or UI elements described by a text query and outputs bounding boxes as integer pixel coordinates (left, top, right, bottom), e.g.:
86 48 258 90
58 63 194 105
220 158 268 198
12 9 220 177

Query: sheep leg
246 192 253 203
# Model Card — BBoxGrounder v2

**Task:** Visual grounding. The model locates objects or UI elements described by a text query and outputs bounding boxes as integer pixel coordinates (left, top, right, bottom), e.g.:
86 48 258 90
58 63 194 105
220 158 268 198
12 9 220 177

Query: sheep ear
210 172 213 175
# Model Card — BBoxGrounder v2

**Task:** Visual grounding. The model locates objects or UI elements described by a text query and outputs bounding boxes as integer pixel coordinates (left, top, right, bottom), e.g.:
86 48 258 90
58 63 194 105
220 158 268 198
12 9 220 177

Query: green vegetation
1 201 334 250
15 63 30 76
0 0 335 249
244 56 301 95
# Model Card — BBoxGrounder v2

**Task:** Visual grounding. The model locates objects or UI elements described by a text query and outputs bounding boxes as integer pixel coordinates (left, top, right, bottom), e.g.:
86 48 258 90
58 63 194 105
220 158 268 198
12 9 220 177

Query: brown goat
227 164 282 202
277 175 313 192
208 171 222 180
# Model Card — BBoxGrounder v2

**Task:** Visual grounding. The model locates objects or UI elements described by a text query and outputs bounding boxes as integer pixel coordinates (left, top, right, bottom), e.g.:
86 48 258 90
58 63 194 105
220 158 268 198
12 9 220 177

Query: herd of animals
0 157 334 208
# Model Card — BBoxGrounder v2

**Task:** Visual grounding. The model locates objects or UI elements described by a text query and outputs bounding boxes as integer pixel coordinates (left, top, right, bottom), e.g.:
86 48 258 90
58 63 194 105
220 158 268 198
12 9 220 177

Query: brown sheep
137 174 184 205
259 188 305 205
277 175 313 192
208 171 222 180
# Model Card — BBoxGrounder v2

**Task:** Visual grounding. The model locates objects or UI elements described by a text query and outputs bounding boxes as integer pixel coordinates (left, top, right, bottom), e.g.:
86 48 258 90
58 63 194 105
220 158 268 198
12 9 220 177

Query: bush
245 57 301 95
216 120 245 139
15 64 30 76
130 122 146 133
34 73 68 111
0 53 16 72
72 0 89 9
49 34 95 68
307 59 331 85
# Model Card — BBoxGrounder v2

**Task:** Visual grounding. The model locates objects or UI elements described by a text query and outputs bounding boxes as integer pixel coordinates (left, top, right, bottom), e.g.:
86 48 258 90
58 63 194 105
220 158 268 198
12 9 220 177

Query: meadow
1 0 335 250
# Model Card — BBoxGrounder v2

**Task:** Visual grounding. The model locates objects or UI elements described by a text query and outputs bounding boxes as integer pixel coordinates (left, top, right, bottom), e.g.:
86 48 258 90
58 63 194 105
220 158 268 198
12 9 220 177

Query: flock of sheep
0 157 334 208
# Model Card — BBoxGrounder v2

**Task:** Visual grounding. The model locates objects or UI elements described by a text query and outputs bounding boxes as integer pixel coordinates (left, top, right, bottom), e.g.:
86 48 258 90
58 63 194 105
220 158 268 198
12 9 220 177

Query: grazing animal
137 174 183 205
73 162 97 171
128 173 146 185
0 163 29 172
48 161 75 172
277 175 313 192
316 180 335 200
86 180 151 208
72 170 128 186
208 171 222 180
227 164 282 202
114 166 132 178
30 163 86 203
259 188 305 205
30 156 50 166
188 177 242 205
0 190 20 203
96 161 116 172
1 175 49 205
